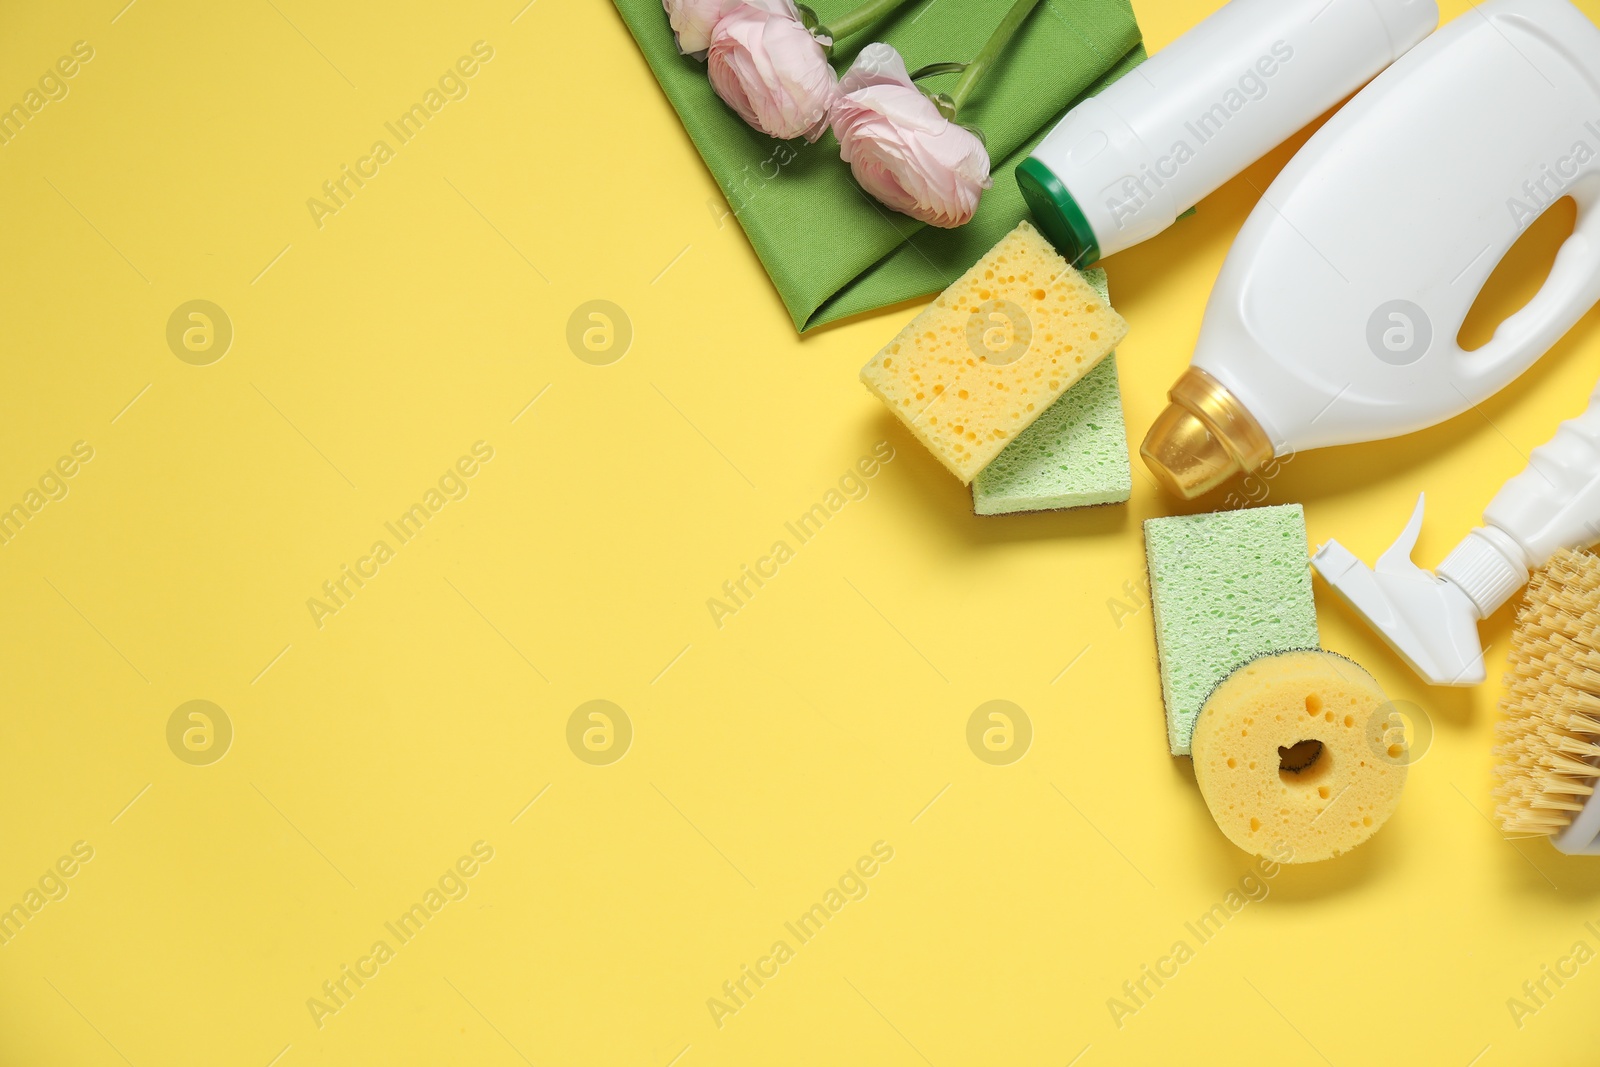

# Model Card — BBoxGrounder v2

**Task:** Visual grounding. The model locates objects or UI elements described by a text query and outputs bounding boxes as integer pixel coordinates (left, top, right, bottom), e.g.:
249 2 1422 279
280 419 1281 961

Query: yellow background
2 0 1599 1063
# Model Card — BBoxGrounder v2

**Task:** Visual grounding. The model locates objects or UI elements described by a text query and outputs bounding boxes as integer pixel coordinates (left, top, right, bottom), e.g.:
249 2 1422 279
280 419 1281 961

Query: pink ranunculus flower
831 43 992 228
663 0 728 58
707 0 837 143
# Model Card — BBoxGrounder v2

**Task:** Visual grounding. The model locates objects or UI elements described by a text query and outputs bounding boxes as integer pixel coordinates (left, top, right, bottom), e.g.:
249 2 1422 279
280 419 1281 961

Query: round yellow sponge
1192 650 1406 863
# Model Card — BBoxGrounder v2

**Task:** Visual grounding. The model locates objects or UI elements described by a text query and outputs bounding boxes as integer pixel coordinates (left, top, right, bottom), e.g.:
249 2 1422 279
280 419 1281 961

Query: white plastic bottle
1018 0 1438 266
1313 376 1600 686
1141 0 1600 500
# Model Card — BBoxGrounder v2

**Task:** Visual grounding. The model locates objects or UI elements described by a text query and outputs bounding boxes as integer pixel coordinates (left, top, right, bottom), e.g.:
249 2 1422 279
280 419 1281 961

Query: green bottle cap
1016 157 1100 268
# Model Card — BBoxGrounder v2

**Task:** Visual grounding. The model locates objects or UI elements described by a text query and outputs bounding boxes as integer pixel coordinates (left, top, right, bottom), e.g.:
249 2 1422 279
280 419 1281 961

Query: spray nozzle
1311 493 1488 686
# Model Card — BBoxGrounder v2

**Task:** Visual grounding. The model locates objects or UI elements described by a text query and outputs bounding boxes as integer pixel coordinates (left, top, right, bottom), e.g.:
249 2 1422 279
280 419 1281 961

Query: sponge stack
860 221 1128 484
972 267 1132 513
1144 504 1320 755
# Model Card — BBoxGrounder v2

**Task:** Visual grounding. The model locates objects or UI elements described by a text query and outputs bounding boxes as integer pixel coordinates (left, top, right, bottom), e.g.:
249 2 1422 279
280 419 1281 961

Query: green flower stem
949 0 1045 112
820 0 917 43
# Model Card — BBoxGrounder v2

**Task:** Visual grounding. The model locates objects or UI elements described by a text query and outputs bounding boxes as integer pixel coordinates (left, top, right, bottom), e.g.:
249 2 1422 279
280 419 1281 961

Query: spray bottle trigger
1375 493 1429 574
1311 493 1487 687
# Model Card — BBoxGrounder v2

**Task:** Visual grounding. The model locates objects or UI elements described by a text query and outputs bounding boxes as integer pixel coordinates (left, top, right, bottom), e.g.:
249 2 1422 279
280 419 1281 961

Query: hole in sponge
1305 694 1322 717
1278 739 1330 785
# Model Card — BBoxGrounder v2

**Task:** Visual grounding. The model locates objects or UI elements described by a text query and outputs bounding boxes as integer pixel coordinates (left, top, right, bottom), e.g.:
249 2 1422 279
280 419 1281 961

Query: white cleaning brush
1493 548 1600 853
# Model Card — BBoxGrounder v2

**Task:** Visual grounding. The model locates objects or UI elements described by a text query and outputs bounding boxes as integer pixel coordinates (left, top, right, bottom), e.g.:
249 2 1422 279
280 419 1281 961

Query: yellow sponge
859 221 1129 484
1191 650 1407 863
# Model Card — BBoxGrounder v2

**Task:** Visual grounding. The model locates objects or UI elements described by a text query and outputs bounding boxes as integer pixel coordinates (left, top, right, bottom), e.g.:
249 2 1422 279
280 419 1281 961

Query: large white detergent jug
1140 0 1600 499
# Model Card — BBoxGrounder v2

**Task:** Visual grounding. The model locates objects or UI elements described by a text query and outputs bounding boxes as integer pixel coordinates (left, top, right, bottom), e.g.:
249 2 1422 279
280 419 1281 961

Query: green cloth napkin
613 0 1144 332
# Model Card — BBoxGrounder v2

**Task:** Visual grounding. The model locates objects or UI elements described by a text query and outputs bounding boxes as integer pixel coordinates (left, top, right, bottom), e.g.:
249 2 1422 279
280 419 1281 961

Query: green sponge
971 268 1131 515
1144 503 1320 756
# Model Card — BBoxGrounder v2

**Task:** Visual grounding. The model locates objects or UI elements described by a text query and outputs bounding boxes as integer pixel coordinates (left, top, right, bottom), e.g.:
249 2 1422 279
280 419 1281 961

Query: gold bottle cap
1140 367 1274 499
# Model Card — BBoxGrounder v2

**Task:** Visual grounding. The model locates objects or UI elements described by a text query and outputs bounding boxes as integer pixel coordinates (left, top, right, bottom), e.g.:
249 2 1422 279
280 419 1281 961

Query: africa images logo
1103 41 1294 227
1506 118 1600 226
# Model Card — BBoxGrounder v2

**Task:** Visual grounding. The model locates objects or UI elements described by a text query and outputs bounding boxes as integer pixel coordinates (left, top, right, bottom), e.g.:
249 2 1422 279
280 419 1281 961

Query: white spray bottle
1313 377 1600 686
1139 0 1600 500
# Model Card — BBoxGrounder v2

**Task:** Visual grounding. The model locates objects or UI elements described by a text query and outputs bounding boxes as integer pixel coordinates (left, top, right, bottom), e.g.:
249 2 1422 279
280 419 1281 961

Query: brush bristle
1494 549 1600 836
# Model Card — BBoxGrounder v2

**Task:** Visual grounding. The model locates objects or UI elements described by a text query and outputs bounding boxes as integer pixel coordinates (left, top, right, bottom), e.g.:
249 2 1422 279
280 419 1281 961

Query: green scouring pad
1144 503 1320 755
971 267 1131 515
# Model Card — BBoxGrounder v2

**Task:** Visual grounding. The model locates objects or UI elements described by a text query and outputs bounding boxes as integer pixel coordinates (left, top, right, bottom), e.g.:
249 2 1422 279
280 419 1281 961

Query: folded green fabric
613 0 1144 332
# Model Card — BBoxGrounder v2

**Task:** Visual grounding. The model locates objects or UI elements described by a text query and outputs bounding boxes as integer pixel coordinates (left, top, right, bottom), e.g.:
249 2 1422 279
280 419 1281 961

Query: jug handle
1456 174 1600 386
